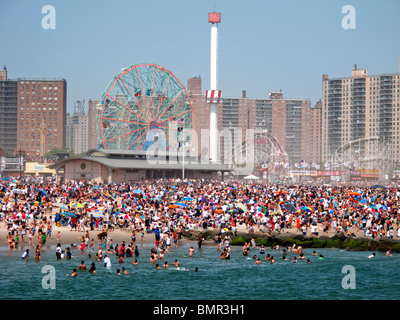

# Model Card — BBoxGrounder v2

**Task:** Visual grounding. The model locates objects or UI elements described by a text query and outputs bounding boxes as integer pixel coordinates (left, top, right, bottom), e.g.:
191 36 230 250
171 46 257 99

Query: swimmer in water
386 250 392 257
174 259 179 267
21 249 29 260
255 258 262 264
121 267 129 275
89 262 97 274
67 268 78 277
188 246 194 257
368 253 376 259
318 254 324 260
132 259 139 265
270 256 275 264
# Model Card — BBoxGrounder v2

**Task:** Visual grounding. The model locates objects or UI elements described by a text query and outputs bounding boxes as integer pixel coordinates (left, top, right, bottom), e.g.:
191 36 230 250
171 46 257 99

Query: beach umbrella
183 197 194 201
300 206 313 212
90 210 105 218
283 202 297 214
13 212 26 219
37 188 48 196
214 209 223 214
348 192 361 196
71 202 85 208
243 174 259 180
62 212 76 218
256 201 266 206
61 204 68 210
236 203 248 212
174 202 188 208
118 213 131 220
152 197 162 202
371 185 385 189
11 189 25 194
132 189 144 194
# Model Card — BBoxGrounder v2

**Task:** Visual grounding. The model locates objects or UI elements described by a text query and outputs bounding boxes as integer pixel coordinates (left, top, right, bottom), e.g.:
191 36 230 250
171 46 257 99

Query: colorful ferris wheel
97 64 194 151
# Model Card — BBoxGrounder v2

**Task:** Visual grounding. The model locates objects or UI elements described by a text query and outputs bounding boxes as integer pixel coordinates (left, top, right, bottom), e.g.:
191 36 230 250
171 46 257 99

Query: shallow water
0 243 399 300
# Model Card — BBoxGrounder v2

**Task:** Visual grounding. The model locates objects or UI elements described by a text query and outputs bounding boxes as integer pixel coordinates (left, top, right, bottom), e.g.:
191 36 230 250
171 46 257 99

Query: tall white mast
207 11 221 163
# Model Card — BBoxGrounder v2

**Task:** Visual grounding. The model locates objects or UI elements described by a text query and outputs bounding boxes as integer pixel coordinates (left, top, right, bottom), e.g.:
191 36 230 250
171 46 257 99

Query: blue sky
1 0 400 112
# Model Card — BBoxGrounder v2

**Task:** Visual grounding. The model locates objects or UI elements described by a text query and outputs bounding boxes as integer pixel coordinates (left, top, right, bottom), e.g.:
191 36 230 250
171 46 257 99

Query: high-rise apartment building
0 66 18 154
308 100 322 164
16 78 67 156
66 100 88 155
322 64 400 162
0 66 67 157
187 77 313 164
87 99 100 150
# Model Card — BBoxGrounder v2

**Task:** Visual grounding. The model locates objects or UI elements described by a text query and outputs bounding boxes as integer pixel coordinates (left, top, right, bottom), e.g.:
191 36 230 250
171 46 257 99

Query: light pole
178 118 186 180
182 140 185 180
19 148 23 181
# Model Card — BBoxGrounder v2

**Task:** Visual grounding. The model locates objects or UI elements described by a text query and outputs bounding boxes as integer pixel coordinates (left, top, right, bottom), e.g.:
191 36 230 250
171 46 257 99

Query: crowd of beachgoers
2 179 400 256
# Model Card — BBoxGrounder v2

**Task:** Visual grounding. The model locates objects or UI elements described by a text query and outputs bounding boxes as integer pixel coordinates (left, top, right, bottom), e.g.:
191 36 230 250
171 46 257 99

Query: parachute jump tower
206 11 222 163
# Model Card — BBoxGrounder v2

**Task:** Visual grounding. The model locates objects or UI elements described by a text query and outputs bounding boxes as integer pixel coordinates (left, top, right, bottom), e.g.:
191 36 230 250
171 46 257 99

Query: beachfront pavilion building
48 149 232 183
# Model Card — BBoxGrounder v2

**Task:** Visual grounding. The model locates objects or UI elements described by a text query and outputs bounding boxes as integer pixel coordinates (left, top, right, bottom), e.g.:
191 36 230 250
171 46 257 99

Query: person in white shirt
104 255 111 268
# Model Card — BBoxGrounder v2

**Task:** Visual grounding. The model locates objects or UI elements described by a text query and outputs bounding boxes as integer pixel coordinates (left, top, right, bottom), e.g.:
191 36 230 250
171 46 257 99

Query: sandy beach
0 203 367 250
0 204 160 248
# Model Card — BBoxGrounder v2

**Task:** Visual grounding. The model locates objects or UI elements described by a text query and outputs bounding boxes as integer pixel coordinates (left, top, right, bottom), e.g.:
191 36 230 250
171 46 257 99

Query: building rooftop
49 149 232 172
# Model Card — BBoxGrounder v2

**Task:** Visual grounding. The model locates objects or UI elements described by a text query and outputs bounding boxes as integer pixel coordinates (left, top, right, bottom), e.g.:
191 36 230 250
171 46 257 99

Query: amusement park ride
97 64 194 152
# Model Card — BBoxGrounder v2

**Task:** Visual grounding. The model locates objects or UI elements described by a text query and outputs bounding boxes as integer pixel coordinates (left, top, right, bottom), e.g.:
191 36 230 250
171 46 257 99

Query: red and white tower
206 11 221 163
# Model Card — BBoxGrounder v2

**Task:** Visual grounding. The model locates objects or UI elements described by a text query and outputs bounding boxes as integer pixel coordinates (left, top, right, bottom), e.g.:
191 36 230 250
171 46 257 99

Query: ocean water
0 243 399 300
